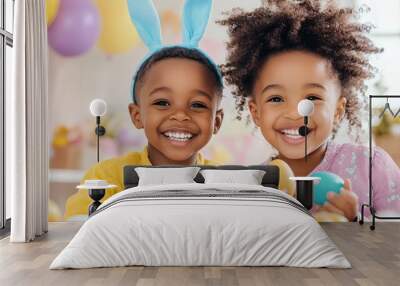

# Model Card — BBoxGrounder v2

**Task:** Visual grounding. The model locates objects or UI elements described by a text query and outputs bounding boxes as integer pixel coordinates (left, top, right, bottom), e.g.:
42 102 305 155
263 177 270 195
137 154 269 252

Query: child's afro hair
218 0 381 135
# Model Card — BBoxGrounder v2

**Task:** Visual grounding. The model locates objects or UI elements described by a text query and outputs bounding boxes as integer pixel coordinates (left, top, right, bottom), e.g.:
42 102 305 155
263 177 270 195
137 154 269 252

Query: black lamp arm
94 116 106 163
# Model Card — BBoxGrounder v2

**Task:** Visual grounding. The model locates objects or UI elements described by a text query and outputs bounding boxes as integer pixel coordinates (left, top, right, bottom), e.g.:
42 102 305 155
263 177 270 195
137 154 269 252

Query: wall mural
46 0 400 223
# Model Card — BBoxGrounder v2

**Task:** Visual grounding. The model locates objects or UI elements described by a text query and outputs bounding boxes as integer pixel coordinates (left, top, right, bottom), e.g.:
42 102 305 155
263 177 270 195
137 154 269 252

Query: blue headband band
130 46 222 103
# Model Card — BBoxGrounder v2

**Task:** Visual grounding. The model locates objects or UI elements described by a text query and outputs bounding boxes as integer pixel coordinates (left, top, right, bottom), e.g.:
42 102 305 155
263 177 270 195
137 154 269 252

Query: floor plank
0 222 399 286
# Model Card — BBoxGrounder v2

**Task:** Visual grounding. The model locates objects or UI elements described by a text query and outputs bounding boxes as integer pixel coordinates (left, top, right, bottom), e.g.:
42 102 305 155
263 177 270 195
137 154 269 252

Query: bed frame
87 165 280 215
123 165 280 189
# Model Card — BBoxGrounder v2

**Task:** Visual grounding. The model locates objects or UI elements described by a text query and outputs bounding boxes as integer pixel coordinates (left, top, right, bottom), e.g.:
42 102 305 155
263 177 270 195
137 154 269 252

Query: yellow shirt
64 147 215 220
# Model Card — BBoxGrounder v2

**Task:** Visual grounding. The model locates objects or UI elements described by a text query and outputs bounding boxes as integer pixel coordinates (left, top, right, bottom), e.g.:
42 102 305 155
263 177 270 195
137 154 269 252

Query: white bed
50 183 350 269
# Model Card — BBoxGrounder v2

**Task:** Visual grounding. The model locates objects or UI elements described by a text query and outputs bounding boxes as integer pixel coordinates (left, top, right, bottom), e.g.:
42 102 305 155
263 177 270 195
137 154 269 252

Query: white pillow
200 169 266 185
135 167 200 186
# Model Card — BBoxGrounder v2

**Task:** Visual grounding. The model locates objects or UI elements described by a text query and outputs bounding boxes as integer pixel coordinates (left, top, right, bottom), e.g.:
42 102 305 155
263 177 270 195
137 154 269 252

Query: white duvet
50 183 350 269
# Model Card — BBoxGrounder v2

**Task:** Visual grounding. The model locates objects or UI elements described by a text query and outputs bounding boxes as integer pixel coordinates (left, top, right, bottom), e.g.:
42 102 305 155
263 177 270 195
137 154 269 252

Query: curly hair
218 0 381 137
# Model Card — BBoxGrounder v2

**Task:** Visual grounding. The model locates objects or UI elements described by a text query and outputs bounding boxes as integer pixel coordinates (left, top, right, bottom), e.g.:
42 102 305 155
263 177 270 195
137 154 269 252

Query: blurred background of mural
46 0 400 221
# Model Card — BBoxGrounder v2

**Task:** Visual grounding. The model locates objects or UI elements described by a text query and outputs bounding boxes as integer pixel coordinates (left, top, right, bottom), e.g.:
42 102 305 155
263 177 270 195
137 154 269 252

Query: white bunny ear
127 0 162 51
182 0 212 47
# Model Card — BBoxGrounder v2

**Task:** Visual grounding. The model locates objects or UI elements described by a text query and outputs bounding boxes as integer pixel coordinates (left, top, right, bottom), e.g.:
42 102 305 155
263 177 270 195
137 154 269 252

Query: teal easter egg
311 171 344 205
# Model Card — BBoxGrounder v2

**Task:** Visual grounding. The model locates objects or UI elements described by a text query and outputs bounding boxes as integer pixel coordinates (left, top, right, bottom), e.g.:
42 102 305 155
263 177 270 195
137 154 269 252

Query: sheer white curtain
7 0 49 242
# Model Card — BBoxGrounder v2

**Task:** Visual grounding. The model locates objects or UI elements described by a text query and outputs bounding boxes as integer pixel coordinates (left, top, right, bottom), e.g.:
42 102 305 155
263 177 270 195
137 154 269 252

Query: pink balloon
48 0 100 57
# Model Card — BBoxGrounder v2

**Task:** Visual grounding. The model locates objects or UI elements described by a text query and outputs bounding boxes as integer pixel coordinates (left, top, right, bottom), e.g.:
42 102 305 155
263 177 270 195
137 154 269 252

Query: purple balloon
48 0 100 57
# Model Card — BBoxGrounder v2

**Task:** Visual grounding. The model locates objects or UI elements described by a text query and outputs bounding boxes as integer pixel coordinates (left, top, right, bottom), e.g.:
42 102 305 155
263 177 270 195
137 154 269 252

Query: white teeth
164 131 193 141
281 129 301 136
285 134 302 139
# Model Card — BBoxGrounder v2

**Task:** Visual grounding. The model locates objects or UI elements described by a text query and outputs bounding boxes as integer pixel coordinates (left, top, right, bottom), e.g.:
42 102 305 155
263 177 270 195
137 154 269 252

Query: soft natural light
357 0 400 108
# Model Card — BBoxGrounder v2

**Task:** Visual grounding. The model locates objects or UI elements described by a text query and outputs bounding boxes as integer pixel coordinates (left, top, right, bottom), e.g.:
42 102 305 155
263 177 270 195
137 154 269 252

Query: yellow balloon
46 0 59 26
96 0 140 54
270 159 296 197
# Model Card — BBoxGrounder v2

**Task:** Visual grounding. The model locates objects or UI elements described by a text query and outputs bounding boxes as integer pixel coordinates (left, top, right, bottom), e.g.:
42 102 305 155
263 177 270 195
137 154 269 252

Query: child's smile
275 121 317 153
129 58 223 165
154 119 204 160
277 126 314 145
249 51 346 161
160 126 199 146
163 130 194 144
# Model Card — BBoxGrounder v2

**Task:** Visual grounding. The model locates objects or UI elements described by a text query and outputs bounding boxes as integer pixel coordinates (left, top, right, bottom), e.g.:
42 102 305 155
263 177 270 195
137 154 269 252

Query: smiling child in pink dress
219 0 400 221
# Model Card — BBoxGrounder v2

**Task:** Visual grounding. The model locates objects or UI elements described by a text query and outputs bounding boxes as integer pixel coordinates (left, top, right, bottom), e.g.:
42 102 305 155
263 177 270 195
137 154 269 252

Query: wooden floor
0 222 399 286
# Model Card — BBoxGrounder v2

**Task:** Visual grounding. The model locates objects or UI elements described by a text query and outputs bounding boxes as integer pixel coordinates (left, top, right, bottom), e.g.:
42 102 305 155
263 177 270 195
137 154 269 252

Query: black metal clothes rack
359 95 400 230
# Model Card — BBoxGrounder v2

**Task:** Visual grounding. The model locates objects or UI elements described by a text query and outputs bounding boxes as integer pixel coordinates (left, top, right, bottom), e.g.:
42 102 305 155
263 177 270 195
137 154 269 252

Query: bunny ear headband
127 0 222 103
